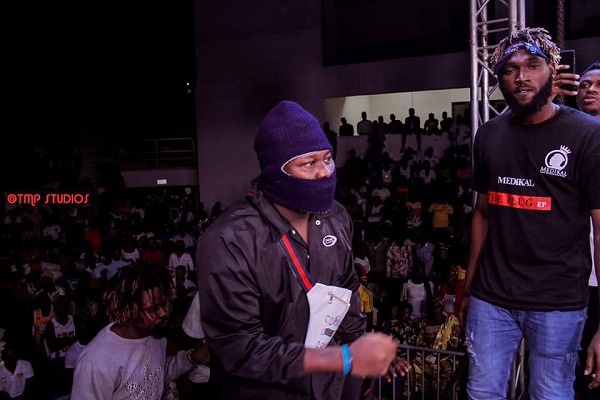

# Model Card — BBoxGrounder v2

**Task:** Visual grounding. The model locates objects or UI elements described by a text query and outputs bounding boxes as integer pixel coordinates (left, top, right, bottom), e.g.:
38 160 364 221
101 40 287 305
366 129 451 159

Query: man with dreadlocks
71 264 210 399
458 27 600 398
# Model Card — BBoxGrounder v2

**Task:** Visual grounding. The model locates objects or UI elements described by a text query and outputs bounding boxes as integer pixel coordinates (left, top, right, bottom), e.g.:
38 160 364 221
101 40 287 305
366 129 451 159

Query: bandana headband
494 42 549 75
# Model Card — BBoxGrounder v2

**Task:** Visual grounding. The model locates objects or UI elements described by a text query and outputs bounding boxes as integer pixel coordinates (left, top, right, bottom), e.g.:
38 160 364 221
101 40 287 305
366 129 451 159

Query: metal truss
469 0 526 137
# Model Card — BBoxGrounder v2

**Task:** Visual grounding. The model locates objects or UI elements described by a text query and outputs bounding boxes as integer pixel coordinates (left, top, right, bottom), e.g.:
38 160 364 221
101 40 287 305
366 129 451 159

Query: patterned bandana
494 42 549 75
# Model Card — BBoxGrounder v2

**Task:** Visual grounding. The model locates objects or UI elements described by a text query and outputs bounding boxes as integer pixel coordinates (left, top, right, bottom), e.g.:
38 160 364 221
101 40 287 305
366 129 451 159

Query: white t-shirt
419 169 436 185
403 280 428 321
72 323 192 400
372 187 390 202
168 253 195 272
121 248 140 263
171 234 195 249
42 224 61 241
0 359 34 398
354 256 371 274
443 293 456 315
173 279 198 298
47 315 76 359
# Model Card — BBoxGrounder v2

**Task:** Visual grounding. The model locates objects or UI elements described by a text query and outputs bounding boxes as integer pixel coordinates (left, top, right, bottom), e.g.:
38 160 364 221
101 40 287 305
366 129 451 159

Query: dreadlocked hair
490 27 561 69
103 263 173 324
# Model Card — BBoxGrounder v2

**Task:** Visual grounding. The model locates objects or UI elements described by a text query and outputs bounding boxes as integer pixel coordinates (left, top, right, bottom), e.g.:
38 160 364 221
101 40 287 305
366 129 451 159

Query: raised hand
552 64 580 98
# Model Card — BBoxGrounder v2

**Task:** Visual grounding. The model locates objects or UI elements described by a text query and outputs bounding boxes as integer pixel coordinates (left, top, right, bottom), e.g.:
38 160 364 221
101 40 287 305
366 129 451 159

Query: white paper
304 283 352 349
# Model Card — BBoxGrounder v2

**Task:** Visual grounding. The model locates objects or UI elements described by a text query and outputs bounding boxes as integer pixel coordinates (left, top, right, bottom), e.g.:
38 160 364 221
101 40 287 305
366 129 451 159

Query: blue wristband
341 344 352 376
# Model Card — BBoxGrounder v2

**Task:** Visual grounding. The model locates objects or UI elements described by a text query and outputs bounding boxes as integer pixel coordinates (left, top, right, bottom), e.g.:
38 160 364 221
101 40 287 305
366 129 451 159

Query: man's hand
585 331 600 389
552 64 580 98
458 296 470 328
392 355 411 376
189 344 211 366
349 333 411 378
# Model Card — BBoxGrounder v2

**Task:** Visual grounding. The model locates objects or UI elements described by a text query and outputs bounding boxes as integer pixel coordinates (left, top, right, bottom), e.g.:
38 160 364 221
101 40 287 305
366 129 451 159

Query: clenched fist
349 333 411 378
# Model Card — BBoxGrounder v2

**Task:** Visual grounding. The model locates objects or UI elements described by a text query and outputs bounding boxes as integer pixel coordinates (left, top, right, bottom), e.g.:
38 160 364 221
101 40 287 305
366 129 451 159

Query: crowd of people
0 182 222 399
0 106 470 399
0 26 598 400
324 107 472 166
330 99 473 400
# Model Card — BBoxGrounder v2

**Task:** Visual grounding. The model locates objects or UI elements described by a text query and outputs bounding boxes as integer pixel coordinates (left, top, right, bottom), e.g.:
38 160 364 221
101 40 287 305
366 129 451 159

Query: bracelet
341 344 352 377
186 349 196 366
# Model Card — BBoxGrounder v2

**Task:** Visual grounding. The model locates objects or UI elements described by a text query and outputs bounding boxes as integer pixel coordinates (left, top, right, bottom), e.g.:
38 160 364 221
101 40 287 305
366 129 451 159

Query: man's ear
548 62 557 77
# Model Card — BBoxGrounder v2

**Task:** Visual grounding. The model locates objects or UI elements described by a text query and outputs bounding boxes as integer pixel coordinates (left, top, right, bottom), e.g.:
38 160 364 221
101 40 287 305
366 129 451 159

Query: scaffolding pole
469 0 525 138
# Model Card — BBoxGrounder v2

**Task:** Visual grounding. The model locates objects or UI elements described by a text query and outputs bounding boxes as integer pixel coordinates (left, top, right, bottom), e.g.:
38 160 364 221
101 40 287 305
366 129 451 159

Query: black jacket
196 188 365 399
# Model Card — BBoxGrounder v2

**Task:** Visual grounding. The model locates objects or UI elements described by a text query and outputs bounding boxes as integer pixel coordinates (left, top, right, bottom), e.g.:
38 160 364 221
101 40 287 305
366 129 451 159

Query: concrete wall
121 169 198 188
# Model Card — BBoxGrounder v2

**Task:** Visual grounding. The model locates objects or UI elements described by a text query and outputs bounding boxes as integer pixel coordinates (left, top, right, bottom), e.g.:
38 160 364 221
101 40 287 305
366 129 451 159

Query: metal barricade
368 344 466 400
366 339 526 400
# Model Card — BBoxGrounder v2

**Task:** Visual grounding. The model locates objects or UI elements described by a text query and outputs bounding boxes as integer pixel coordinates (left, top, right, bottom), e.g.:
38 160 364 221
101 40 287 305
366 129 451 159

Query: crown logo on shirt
559 145 571 154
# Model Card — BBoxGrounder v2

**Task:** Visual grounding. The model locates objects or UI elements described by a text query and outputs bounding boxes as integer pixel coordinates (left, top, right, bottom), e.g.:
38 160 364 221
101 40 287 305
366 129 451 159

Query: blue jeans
465 296 586 400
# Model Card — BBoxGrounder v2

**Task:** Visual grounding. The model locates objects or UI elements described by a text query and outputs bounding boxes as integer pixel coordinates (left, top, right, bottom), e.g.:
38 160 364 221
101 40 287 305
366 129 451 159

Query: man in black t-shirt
458 28 600 399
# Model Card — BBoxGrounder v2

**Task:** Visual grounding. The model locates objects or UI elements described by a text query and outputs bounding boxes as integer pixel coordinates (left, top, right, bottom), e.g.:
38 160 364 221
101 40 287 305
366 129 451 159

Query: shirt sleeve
164 350 194 381
21 360 34 379
185 254 195 270
184 279 197 289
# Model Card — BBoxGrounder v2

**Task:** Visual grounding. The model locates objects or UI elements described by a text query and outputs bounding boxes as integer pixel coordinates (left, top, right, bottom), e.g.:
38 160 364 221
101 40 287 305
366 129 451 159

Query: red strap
280 234 314 292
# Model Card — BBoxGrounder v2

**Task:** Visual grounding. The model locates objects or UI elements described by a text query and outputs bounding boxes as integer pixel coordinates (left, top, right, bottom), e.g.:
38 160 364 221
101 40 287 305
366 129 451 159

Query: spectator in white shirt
174 265 197 298
0 342 34 399
171 226 196 250
168 240 194 275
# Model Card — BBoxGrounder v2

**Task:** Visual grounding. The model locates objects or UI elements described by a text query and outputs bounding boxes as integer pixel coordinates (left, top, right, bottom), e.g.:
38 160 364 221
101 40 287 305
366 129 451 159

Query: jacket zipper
328 291 350 306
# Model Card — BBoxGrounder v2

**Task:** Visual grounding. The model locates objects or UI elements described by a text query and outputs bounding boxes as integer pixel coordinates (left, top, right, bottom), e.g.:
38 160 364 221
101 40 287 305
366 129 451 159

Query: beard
500 73 554 120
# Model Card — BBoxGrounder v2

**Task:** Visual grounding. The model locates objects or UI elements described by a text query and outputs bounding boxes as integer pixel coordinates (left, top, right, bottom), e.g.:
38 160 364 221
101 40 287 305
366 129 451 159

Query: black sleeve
197 233 306 384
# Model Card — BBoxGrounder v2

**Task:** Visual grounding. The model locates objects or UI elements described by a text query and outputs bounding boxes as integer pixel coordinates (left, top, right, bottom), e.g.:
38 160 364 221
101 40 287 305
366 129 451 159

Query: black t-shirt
472 106 600 311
